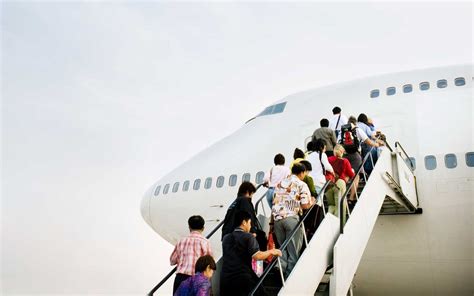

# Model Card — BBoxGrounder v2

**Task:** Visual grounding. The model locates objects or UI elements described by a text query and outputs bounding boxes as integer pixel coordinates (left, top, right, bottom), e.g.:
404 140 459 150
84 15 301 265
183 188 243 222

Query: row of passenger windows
154 152 474 196
154 171 266 196
407 152 474 171
370 77 466 98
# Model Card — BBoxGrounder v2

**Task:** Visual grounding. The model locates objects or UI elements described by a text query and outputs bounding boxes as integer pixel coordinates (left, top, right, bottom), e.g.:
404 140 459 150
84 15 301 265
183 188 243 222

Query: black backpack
339 123 359 153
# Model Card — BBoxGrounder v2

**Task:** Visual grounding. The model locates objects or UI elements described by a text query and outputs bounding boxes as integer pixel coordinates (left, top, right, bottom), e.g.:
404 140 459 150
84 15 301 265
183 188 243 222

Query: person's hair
194 255 216 273
188 215 205 230
314 138 326 153
332 106 341 115
291 162 306 175
357 113 369 125
234 210 252 226
237 181 256 196
299 160 312 171
320 118 329 127
274 153 285 165
293 148 305 160
334 144 345 158
306 141 315 152
348 116 357 125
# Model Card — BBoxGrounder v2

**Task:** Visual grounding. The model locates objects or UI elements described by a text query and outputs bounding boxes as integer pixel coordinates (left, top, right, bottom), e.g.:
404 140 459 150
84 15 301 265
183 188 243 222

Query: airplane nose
140 187 153 228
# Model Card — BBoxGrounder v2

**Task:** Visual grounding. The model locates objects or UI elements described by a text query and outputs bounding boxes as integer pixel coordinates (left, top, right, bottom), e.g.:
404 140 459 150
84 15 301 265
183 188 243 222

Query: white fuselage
141 64 473 295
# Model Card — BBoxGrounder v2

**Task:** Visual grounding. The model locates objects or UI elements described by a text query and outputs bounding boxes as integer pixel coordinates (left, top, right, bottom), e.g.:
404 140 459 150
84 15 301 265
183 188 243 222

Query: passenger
221 182 267 250
170 215 213 294
289 148 305 169
220 211 282 296
299 160 320 238
307 138 335 195
272 163 314 278
174 255 216 296
263 153 291 208
357 113 384 175
312 118 337 157
329 106 348 138
299 160 317 197
345 116 365 205
326 145 355 224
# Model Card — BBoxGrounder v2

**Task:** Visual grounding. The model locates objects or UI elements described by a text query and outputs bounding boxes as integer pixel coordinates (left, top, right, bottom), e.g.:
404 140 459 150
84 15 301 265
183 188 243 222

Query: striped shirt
170 231 213 275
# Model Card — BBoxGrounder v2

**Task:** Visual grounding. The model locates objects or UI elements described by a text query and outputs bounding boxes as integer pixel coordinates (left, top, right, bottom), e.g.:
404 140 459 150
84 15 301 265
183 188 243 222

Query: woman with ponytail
307 138 334 194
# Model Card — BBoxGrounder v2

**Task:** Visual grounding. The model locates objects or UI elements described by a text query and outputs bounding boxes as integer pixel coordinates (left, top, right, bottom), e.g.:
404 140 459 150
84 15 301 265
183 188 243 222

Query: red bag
266 231 276 263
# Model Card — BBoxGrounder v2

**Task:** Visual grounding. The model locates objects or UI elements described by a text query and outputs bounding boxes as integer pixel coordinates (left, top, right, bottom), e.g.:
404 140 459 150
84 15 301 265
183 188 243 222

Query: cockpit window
256 102 287 118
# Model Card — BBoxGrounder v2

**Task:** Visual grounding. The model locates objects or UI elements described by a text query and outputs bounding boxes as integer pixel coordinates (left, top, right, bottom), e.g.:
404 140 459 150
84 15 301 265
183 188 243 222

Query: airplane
141 64 473 295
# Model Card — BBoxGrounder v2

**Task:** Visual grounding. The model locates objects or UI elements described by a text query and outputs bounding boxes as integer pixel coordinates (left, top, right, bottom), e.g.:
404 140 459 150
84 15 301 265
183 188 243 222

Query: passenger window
403 84 413 93
193 179 201 190
204 177 212 189
163 184 170 194
406 157 416 170
420 82 430 91
465 152 474 167
255 171 265 184
172 182 180 193
154 185 161 196
183 181 190 192
216 176 225 188
273 102 287 114
454 77 466 86
424 155 437 170
437 79 447 88
242 173 251 182
370 89 380 98
229 174 237 187
444 154 457 169
386 87 396 96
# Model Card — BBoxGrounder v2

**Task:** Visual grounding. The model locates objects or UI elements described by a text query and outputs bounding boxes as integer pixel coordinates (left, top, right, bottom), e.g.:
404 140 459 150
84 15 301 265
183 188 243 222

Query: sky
1 1 472 295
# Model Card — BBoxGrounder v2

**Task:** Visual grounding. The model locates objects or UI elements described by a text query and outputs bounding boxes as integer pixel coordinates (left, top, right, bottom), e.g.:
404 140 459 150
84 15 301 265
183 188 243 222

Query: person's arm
170 244 179 265
322 154 334 173
345 159 355 179
252 249 282 260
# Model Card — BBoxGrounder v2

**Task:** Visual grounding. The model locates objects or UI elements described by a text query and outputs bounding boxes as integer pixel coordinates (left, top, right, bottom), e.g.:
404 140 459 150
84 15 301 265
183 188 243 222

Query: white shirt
264 165 291 187
307 152 334 188
329 113 348 132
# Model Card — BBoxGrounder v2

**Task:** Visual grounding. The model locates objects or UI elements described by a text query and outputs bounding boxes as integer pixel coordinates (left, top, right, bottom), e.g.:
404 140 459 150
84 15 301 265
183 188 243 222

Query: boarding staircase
147 141 420 296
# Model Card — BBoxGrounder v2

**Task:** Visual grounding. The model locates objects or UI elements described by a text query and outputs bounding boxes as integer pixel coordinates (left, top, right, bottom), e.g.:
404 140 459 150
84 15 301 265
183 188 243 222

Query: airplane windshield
256 102 287 117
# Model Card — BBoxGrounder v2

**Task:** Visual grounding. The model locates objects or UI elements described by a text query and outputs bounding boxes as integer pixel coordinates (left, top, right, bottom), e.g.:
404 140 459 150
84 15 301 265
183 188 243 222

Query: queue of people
168 106 385 295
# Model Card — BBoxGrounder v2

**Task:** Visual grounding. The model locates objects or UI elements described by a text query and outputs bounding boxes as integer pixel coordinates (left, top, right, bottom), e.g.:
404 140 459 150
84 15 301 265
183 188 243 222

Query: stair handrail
338 137 389 234
395 141 415 172
249 180 332 296
147 184 265 295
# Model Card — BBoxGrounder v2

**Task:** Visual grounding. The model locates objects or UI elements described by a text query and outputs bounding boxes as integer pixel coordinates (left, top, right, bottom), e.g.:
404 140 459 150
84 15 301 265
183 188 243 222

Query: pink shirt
170 231 213 275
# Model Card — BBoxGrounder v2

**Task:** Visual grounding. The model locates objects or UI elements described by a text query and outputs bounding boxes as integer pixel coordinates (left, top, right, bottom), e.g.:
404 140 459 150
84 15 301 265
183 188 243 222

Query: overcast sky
1 1 472 295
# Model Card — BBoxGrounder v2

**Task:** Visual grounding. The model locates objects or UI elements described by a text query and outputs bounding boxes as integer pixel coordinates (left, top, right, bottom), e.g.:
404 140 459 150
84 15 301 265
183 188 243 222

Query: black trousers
173 273 191 294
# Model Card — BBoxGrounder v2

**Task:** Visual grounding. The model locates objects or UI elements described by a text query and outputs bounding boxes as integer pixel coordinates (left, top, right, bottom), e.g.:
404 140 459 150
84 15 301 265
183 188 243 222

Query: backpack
339 123 359 153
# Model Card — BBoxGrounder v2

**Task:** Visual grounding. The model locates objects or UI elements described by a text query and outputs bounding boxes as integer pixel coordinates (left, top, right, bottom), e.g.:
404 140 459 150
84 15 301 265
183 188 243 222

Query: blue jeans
274 215 303 278
266 187 275 208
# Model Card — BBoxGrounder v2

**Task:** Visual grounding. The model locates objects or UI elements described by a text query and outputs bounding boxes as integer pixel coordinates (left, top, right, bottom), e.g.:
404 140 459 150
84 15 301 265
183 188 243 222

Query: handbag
325 171 336 183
